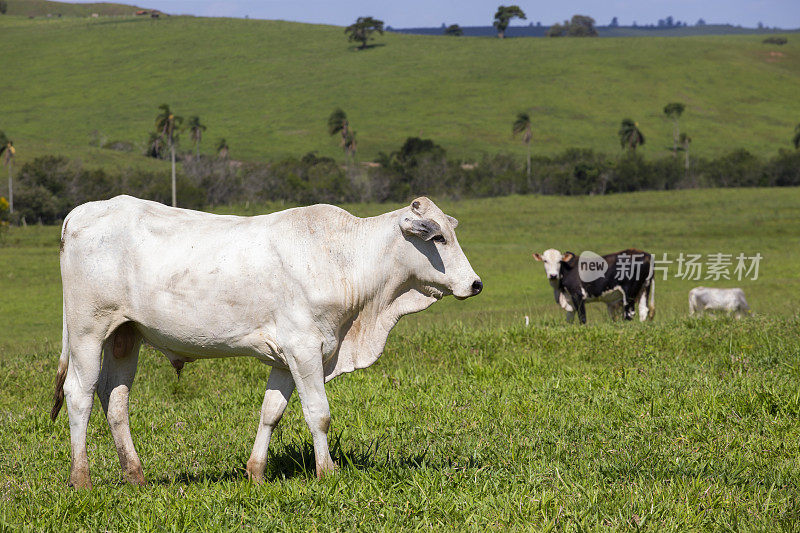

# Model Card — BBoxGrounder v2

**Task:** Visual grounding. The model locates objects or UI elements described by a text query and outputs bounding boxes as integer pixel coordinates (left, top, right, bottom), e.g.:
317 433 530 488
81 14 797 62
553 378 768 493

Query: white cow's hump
65 196 366 240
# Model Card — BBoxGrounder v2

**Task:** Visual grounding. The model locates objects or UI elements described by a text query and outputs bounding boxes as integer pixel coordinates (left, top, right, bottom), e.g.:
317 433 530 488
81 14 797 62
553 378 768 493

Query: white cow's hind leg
565 311 575 323
285 342 336 479
63 336 103 489
247 367 295 483
97 323 145 485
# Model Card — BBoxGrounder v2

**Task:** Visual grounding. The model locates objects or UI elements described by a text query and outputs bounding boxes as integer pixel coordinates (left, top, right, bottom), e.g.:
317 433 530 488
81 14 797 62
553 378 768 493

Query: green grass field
1 188 799 529
0 14 798 173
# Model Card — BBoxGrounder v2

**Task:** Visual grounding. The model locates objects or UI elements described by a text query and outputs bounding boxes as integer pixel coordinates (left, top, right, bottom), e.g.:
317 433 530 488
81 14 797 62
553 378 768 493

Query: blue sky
72 0 800 28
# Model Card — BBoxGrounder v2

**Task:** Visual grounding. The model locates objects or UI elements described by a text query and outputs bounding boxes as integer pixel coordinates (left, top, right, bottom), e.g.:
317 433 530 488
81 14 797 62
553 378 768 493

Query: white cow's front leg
246 367 294 483
285 342 336 479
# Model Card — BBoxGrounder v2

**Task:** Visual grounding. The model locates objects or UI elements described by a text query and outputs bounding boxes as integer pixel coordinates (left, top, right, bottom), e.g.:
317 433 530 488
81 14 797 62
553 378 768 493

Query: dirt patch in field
765 51 786 63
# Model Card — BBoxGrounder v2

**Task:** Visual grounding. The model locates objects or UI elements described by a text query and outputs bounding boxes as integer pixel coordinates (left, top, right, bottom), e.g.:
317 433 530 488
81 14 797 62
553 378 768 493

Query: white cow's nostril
471 279 483 295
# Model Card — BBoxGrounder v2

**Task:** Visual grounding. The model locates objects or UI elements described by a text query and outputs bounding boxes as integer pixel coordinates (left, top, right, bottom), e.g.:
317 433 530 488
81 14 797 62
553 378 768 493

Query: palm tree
793 123 800 150
155 104 183 207
187 116 207 158
663 102 685 156
216 138 229 159
327 108 349 147
512 112 533 181
679 132 691 170
0 134 14 214
344 129 357 161
328 108 356 167
619 119 645 152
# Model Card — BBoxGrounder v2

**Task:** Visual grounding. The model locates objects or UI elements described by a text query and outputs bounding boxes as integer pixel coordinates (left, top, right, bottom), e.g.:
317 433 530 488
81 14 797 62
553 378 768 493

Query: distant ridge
391 24 800 38
3 0 151 17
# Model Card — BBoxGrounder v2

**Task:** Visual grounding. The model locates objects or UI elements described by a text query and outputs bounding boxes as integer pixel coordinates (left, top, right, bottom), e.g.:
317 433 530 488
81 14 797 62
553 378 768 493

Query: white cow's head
399 197 482 300
533 248 575 287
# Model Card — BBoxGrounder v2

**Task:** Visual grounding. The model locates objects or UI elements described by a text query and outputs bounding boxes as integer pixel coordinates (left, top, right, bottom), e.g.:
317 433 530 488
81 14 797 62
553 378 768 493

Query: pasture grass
0 15 798 171
1 188 799 529
1 319 799 530
3 187 799 351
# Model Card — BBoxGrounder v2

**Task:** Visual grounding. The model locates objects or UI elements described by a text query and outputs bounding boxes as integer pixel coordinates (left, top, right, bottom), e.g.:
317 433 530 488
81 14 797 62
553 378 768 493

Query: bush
0 196 9 244
14 156 74 223
376 137 449 201
762 36 787 45
700 149 763 187
102 140 134 152
183 157 241 206
763 149 800 186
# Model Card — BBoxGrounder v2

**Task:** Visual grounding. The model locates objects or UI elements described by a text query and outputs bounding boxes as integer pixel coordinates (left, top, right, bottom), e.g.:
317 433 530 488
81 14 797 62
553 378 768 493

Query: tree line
4 143 799 226
346 6 601 47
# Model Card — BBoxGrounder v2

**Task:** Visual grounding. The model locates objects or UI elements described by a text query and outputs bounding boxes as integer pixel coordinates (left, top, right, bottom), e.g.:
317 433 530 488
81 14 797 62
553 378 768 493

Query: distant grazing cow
533 248 654 324
689 287 750 318
52 195 482 488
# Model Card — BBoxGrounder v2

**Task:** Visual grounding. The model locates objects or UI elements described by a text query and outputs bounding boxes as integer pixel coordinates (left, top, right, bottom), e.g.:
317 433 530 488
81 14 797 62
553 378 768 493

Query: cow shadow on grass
152 432 484 484
347 43 387 52
264 431 435 481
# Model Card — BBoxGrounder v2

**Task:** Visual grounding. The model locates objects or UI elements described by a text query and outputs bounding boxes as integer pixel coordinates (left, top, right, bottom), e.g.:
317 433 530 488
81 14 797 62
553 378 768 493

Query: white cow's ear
410 198 429 215
533 252 543 261
400 216 442 241
562 252 575 263
446 215 459 229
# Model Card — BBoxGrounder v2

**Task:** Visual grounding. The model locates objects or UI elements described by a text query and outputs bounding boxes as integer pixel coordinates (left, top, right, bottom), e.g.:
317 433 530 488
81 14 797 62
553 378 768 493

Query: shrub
183 157 241 206
14 157 74 223
102 140 134 152
762 36 787 45
763 149 800 186
0 196 9 244
701 149 763 187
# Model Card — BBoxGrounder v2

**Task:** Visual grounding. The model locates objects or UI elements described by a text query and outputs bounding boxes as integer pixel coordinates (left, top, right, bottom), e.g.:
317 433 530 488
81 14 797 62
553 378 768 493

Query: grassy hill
0 15 798 171
3 0 147 17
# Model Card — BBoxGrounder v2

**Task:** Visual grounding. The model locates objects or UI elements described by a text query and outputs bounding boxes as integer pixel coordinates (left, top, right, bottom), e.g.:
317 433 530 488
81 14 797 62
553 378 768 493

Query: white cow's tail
51 299 69 421
52 218 70 422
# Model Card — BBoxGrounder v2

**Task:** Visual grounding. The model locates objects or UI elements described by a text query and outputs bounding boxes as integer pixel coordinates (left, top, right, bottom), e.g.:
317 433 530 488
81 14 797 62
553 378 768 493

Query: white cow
52 195 482 488
689 287 750 318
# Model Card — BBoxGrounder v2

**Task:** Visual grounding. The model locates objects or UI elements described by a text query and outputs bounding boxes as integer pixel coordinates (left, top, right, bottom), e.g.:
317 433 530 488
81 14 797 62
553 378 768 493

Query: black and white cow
533 248 655 324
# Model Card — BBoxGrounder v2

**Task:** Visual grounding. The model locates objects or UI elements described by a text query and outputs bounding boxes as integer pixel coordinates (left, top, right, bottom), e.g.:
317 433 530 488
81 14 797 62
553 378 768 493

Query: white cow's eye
432 235 446 244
